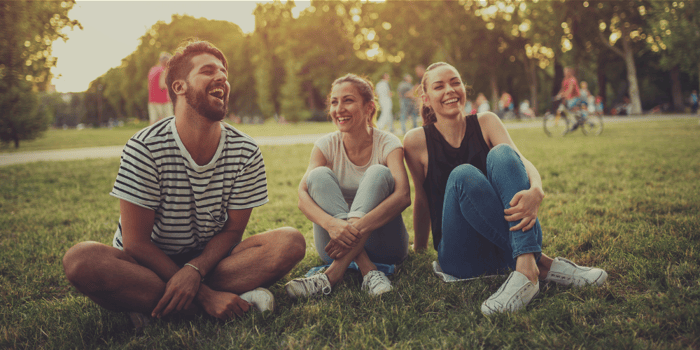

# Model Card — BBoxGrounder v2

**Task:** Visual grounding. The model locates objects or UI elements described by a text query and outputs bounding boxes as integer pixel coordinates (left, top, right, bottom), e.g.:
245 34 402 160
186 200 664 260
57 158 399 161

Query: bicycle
543 98 603 137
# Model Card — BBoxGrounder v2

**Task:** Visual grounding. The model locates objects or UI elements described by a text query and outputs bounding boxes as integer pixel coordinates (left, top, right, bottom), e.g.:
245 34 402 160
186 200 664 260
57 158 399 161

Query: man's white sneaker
361 270 392 296
284 273 332 299
543 257 608 287
481 271 539 316
239 287 275 312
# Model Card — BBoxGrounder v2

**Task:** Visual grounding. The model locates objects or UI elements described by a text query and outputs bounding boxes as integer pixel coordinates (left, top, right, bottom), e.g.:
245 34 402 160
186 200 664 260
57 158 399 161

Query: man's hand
197 286 250 319
504 187 544 232
151 267 201 318
324 218 360 249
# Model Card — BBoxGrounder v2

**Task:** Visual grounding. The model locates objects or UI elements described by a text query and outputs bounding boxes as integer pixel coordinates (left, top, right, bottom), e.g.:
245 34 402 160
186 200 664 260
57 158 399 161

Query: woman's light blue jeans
307 165 409 265
438 144 542 279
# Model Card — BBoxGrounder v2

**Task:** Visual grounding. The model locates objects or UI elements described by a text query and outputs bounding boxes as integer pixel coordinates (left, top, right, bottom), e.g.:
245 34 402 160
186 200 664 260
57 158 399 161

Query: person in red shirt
148 52 174 125
556 67 580 110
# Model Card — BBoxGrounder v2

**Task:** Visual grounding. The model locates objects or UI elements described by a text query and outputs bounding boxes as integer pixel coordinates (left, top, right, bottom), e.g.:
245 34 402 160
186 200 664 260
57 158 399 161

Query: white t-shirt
110 117 268 255
315 128 402 206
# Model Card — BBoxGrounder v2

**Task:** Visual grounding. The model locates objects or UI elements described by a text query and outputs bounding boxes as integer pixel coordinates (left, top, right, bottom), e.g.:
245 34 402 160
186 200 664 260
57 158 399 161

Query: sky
51 0 310 93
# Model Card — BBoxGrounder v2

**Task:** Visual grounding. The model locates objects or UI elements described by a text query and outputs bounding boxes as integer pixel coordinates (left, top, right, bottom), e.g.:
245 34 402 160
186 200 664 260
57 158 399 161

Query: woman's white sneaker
239 287 275 312
285 273 332 299
481 271 539 316
543 257 608 287
361 270 392 296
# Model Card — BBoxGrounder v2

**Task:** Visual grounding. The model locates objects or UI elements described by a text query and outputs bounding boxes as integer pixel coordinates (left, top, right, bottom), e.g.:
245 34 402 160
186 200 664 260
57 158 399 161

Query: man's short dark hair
166 39 228 104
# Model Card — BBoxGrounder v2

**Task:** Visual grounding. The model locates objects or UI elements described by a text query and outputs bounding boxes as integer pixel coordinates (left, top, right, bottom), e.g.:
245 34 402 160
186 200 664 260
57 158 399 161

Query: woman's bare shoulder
403 127 426 151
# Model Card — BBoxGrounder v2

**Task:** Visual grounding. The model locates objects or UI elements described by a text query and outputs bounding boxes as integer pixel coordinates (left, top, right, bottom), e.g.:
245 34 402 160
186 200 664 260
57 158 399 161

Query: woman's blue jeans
307 165 409 265
438 144 542 279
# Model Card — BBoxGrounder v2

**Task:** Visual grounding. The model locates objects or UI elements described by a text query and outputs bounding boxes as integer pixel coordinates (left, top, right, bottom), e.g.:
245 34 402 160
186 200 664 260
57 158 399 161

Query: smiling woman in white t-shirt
285 74 411 299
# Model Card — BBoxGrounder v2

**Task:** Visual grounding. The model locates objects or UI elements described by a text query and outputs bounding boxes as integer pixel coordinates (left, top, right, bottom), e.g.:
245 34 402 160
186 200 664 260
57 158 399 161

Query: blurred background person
555 67 580 111
497 92 513 119
476 93 490 113
519 99 534 119
595 95 604 114
148 52 173 125
376 73 394 132
464 98 474 115
580 81 595 115
398 74 418 135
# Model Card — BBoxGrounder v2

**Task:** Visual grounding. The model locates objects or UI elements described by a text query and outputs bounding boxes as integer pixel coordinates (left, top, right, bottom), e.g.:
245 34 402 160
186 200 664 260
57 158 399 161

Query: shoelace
363 272 385 291
306 275 331 295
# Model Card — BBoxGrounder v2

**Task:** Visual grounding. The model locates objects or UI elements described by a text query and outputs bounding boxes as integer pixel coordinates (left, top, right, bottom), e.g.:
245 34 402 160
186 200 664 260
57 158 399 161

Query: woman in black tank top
403 63 608 316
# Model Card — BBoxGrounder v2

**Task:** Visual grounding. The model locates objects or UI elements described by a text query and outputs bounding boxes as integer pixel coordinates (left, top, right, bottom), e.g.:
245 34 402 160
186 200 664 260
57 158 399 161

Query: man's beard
185 83 228 122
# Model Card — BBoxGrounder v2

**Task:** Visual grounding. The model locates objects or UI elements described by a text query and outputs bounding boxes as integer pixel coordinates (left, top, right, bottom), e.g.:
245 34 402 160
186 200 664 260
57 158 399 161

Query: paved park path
1 115 696 167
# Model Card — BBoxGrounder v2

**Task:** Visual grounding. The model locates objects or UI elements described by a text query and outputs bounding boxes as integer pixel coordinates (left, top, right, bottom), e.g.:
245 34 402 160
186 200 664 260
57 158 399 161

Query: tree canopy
81 0 700 125
0 0 80 147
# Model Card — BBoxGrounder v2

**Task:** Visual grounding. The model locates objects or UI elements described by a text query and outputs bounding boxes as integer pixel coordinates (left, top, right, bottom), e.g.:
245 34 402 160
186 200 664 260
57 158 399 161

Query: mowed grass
0 119 338 153
1 119 698 349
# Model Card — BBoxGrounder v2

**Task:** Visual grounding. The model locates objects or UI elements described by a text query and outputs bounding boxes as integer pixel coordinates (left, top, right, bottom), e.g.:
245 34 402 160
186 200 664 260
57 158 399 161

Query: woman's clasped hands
323 217 361 259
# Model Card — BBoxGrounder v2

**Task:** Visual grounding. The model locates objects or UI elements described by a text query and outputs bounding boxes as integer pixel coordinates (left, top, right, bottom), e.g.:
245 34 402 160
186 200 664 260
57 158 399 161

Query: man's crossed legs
63 227 305 321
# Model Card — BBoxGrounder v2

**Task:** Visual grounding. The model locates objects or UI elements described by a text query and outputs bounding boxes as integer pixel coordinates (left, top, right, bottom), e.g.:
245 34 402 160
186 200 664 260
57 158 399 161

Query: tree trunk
597 55 607 114
621 36 642 114
528 59 539 116
489 71 498 112
670 65 684 112
11 122 20 148
522 57 539 116
552 60 563 97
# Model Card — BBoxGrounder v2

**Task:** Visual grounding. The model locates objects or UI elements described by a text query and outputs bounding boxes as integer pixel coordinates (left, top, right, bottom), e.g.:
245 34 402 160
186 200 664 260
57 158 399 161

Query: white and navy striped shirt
110 117 268 255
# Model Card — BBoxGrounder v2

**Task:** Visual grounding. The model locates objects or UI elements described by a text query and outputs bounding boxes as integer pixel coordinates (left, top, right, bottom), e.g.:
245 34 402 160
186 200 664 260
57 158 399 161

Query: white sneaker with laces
361 270 392 296
239 287 275 312
543 257 608 287
481 271 539 316
285 273 332 299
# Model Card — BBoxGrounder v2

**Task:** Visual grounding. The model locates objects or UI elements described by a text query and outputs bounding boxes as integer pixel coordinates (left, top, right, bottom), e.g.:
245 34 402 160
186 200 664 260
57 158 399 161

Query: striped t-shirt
110 117 268 255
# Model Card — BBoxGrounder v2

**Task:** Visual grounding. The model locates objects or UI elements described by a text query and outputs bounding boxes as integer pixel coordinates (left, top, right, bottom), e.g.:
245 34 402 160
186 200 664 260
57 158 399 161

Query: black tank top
423 114 490 250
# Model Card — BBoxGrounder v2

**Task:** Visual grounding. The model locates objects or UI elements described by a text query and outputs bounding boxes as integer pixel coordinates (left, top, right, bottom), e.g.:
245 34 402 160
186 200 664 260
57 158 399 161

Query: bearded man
62 40 305 328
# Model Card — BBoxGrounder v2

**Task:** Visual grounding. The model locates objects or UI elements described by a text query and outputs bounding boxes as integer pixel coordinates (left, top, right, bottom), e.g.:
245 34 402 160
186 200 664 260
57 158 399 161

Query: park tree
466 1 551 113
252 1 295 119
0 0 80 148
90 15 254 122
580 0 654 115
647 0 700 110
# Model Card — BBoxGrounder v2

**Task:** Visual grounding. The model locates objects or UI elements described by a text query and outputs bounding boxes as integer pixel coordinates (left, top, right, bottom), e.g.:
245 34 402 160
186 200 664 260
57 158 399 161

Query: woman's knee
487 144 520 168
365 164 391 178
447 164 488 191
306 166 336 188
362 164 394 188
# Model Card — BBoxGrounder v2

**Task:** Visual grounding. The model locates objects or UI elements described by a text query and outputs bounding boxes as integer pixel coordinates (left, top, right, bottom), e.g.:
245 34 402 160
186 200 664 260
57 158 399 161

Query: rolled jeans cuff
333 212 348 220
347 211 366 219
512 247 542 262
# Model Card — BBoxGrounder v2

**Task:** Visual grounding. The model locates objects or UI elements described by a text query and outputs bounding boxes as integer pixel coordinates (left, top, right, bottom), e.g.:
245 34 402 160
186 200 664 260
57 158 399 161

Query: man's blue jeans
438 144 542 279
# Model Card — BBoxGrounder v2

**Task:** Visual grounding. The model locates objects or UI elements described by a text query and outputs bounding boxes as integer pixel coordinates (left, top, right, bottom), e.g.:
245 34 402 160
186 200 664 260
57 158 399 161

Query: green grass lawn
0 119 339 153
1 119 698 349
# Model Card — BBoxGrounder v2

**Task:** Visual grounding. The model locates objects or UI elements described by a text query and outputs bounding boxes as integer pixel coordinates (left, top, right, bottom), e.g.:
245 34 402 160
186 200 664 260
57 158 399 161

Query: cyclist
554 67 587 132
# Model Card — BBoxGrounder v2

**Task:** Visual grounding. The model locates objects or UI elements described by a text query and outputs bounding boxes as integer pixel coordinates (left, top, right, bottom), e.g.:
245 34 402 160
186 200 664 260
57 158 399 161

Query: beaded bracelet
184 263 205 282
